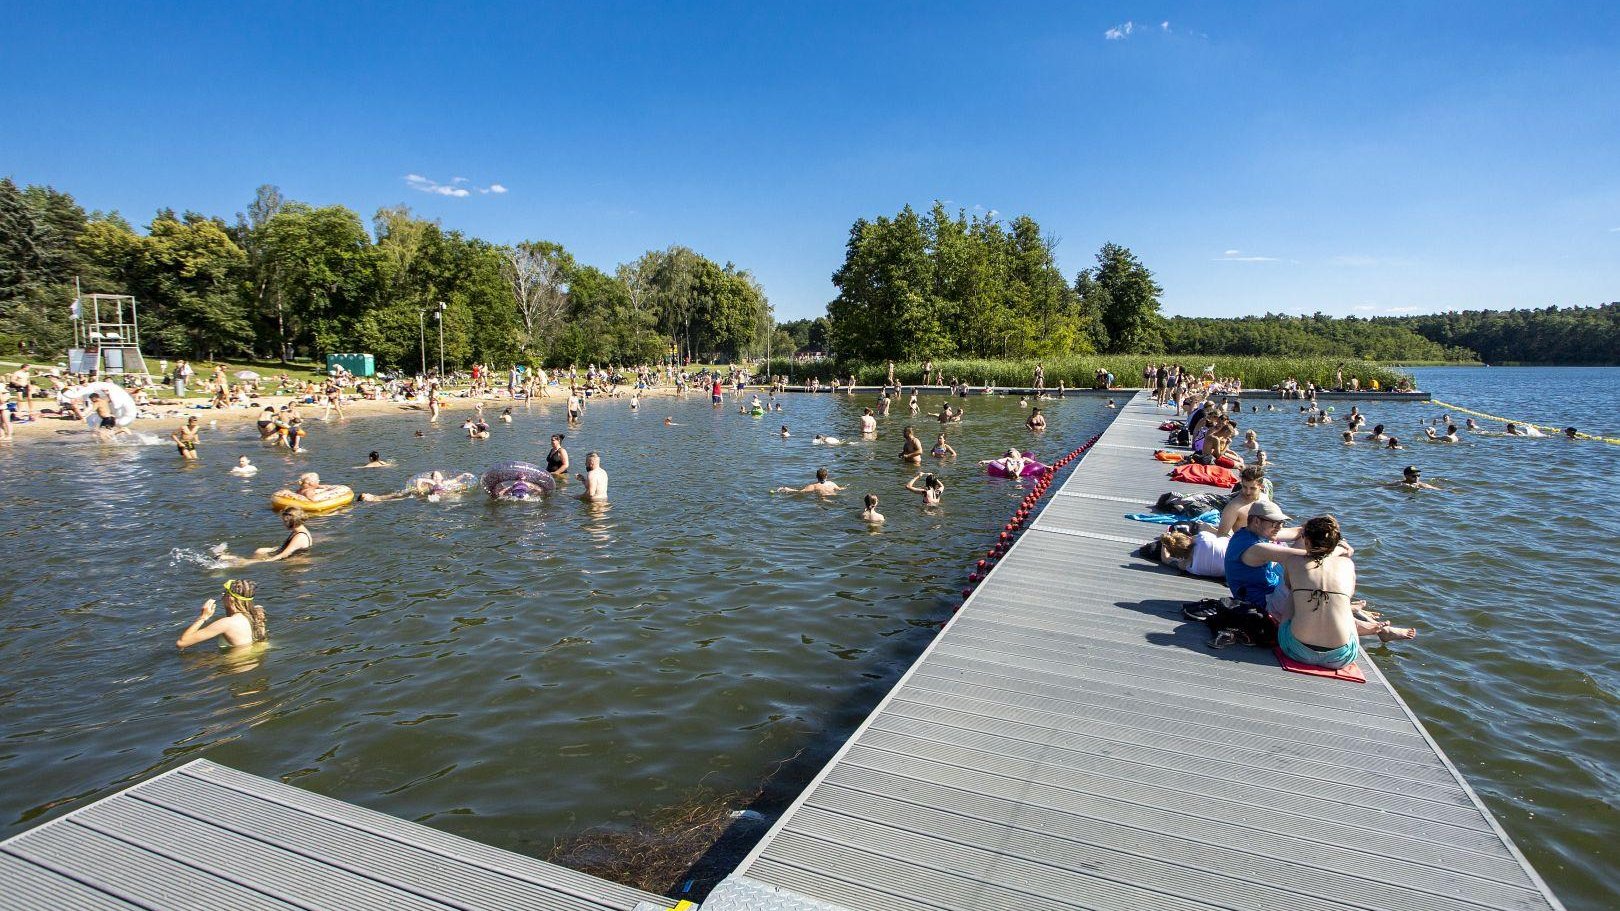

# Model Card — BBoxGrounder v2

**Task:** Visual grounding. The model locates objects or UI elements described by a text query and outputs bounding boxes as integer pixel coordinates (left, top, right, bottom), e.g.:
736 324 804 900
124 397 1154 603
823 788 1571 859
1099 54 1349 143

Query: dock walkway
703 391 1561 911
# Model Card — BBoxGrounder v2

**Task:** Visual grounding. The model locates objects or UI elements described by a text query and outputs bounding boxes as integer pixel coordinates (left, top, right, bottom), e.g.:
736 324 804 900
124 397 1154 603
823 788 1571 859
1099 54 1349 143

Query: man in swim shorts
777 467 846 497
171 416 201 459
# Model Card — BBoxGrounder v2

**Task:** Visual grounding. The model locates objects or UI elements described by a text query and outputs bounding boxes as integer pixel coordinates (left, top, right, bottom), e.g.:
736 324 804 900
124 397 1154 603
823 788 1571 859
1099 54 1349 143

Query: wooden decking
0 759 669 911
704 391 1562 911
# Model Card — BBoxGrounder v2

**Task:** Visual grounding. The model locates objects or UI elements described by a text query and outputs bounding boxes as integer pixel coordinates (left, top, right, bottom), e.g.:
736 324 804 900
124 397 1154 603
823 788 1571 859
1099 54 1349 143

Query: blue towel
1125 510 1220 525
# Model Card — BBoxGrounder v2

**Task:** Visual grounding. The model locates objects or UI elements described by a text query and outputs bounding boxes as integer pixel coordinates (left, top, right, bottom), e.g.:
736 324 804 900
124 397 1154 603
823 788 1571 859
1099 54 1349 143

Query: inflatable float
482 461 556 500
67 381 139 429
986 459 1050 478
410 471 477 497
269 484 355 514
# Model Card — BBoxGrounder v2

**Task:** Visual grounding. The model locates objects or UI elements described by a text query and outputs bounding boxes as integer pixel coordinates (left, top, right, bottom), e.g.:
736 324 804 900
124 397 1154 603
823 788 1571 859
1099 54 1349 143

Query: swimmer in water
1385 436 1403 450
463 418 490 440
500 407 513 423
171 416 201 460
1342 430 1355 445
813 434 843 446
860 407 877 435
861 493 885 525
176 579 267 650
1255 449 1270 468
1466 418 1480 432
905 471 945 506
1026 407 1046 431
664 416 679 426
932 434 957 458
1106 398 1116 409
1243 430 1259 451
230 456 258 476
1392 465 1444 491
358 451 392 468
1366 424 1387 442
1504 422 1522 436
1018 397 1028 409
1564 426 1579 440
780 425 790 438
1424 424 1459 443
777 467 846 496
908 391 919 414
576 451 608 501
899 426 924 464
286 417 307 452
361 470 475 502
223 507 311 565
630 394 640 412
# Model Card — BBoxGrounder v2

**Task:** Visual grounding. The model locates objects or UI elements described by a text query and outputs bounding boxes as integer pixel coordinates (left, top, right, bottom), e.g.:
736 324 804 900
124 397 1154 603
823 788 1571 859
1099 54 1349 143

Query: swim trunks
99 416 117 429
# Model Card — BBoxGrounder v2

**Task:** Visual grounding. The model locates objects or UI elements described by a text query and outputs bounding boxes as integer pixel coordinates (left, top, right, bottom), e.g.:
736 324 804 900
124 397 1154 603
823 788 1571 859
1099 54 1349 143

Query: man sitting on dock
1224 500 1306 619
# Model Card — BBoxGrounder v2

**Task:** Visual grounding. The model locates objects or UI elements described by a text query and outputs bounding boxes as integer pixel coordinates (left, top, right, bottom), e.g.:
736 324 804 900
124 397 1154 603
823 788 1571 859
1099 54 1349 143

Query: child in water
861 494 885 525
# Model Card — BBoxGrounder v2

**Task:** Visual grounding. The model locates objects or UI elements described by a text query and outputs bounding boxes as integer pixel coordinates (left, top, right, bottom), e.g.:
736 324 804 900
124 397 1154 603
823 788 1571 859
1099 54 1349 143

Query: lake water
1 368 1614 910
0 391 1108 869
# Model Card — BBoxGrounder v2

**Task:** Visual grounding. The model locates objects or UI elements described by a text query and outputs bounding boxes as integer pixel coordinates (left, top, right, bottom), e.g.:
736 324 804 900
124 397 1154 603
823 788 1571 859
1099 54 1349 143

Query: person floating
777 467 845 497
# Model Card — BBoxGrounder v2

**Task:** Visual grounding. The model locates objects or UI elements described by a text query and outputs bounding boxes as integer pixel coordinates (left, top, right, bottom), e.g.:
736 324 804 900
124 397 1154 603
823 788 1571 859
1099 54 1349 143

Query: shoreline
1 382 1433 447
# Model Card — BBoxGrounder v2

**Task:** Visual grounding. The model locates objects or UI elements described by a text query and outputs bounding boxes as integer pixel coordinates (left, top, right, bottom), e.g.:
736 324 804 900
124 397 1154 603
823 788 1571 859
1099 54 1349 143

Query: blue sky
4 1 1617 321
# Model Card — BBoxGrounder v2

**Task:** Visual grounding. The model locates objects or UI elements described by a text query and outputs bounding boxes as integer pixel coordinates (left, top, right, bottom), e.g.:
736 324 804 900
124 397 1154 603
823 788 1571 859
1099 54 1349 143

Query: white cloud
1161 21 1170 31
1330 255 1379 267
1214 249 1279 263
1384 306 1418 313
404 173 506 198
1610 226 1620 232
1351 304 1378 312
1105 21 1134 40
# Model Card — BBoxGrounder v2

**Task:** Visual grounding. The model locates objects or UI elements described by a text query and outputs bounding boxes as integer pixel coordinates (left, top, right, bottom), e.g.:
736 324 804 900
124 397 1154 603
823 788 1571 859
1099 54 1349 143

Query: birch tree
501 241 573 356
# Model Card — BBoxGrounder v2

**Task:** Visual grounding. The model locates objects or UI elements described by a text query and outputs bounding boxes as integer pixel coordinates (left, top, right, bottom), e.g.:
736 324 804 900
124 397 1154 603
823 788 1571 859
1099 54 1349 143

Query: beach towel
1153 450 1186 463
1125 510 1220 525
1169 463 1238 488
1275 648 1367 683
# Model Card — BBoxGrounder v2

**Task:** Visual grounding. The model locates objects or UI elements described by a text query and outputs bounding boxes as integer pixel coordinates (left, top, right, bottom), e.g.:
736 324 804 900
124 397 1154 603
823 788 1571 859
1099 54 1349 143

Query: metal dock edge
712 391 1564 911
0 758 670 911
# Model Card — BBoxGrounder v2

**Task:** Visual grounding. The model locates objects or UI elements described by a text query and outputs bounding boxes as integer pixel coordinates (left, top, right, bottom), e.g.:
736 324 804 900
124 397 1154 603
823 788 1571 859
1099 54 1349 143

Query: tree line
1385 305 1620 365
0 178 772 369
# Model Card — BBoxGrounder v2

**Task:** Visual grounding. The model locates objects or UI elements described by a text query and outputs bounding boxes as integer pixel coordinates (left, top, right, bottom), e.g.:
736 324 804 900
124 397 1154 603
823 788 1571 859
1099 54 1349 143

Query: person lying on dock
1275 515 1415 670
776 467 846 497
176 579 267 650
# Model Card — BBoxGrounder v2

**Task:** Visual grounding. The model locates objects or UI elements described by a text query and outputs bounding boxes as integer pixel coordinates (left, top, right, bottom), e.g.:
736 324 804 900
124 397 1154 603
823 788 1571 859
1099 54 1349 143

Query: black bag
1167 428 1191 447
1184 598 1277 648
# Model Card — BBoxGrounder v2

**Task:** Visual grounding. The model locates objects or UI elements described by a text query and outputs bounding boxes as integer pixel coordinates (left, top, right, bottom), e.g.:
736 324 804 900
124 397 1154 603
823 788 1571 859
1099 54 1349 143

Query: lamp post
418 309 427 377
435 301 446 379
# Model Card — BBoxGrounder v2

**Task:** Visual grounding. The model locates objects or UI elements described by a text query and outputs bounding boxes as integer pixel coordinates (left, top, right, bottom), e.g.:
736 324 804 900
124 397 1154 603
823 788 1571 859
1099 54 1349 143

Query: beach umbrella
235 370 261 380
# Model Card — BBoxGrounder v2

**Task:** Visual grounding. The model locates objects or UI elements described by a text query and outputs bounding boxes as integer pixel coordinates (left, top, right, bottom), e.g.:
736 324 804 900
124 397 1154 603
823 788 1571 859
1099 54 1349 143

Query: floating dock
1 392 1554 910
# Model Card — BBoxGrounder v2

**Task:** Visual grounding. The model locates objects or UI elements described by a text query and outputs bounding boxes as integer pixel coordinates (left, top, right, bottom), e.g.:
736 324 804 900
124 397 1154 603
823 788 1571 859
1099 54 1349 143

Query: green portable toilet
325 353 376 377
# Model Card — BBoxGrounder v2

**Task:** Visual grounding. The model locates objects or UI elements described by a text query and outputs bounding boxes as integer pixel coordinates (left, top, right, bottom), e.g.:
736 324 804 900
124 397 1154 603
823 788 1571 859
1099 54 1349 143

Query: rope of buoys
1428 399 1620 446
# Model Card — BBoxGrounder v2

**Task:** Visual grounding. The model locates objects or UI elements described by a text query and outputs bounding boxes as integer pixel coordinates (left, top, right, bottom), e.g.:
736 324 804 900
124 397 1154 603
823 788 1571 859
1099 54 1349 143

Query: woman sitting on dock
1276 515 1416 669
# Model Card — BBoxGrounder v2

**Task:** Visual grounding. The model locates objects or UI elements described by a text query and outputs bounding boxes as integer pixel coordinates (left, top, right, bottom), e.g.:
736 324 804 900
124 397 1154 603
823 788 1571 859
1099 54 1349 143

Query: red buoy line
961 432 1103 604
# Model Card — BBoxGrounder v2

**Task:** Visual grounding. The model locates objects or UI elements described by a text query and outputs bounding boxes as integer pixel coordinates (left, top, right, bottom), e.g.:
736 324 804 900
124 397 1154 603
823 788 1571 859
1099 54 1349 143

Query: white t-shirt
1190 531 1229 578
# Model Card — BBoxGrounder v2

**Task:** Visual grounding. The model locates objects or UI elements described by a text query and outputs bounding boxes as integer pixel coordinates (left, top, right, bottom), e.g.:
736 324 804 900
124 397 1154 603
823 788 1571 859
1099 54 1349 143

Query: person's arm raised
177 600 226 648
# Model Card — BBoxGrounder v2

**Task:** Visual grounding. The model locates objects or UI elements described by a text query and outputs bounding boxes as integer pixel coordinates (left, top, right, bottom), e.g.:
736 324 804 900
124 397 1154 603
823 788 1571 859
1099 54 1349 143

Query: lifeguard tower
70 293 154 380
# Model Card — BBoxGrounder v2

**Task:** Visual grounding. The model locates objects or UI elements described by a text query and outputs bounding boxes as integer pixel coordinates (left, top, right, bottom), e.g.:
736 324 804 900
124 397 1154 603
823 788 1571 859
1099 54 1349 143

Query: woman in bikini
1276 515 1415 669
931 434 957 459
905 471 945 506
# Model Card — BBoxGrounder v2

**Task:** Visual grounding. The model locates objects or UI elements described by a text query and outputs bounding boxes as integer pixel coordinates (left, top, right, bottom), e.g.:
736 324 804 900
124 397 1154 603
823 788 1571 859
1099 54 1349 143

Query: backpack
1183 598 1277 648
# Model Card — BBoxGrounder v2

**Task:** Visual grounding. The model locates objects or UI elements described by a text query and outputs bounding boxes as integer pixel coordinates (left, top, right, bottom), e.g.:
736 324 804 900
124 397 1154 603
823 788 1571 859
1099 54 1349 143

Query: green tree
827 205 945 360
1081 243 1162 353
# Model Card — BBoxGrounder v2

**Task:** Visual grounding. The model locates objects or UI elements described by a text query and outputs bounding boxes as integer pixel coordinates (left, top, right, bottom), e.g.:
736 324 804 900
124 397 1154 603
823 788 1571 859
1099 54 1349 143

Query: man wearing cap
1393 466 1443 491
1225 499 1307 617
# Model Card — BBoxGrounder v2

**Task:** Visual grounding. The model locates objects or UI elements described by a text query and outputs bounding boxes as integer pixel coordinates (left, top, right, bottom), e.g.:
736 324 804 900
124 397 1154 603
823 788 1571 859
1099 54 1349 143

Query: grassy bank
764 356 1412 391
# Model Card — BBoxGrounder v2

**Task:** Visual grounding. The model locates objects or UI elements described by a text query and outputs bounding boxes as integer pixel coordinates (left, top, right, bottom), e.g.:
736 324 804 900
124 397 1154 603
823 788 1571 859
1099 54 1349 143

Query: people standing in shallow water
931 434 957 458
1026 407 1046 431
231 456 258 476
905 471 945 506
546 434 570 478
176 579 267 650
172 416 201 460
860 407 877 435
861 494 885 525
576 451 608 501
899 426 923 464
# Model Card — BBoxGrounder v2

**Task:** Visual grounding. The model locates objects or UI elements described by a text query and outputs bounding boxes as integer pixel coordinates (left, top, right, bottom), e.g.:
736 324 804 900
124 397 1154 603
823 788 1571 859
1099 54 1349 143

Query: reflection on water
0 391 1108 863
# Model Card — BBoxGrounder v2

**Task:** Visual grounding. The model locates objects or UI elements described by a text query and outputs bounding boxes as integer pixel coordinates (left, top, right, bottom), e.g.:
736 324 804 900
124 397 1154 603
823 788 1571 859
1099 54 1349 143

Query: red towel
1169 463 1238 488
1274 648 1367 683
